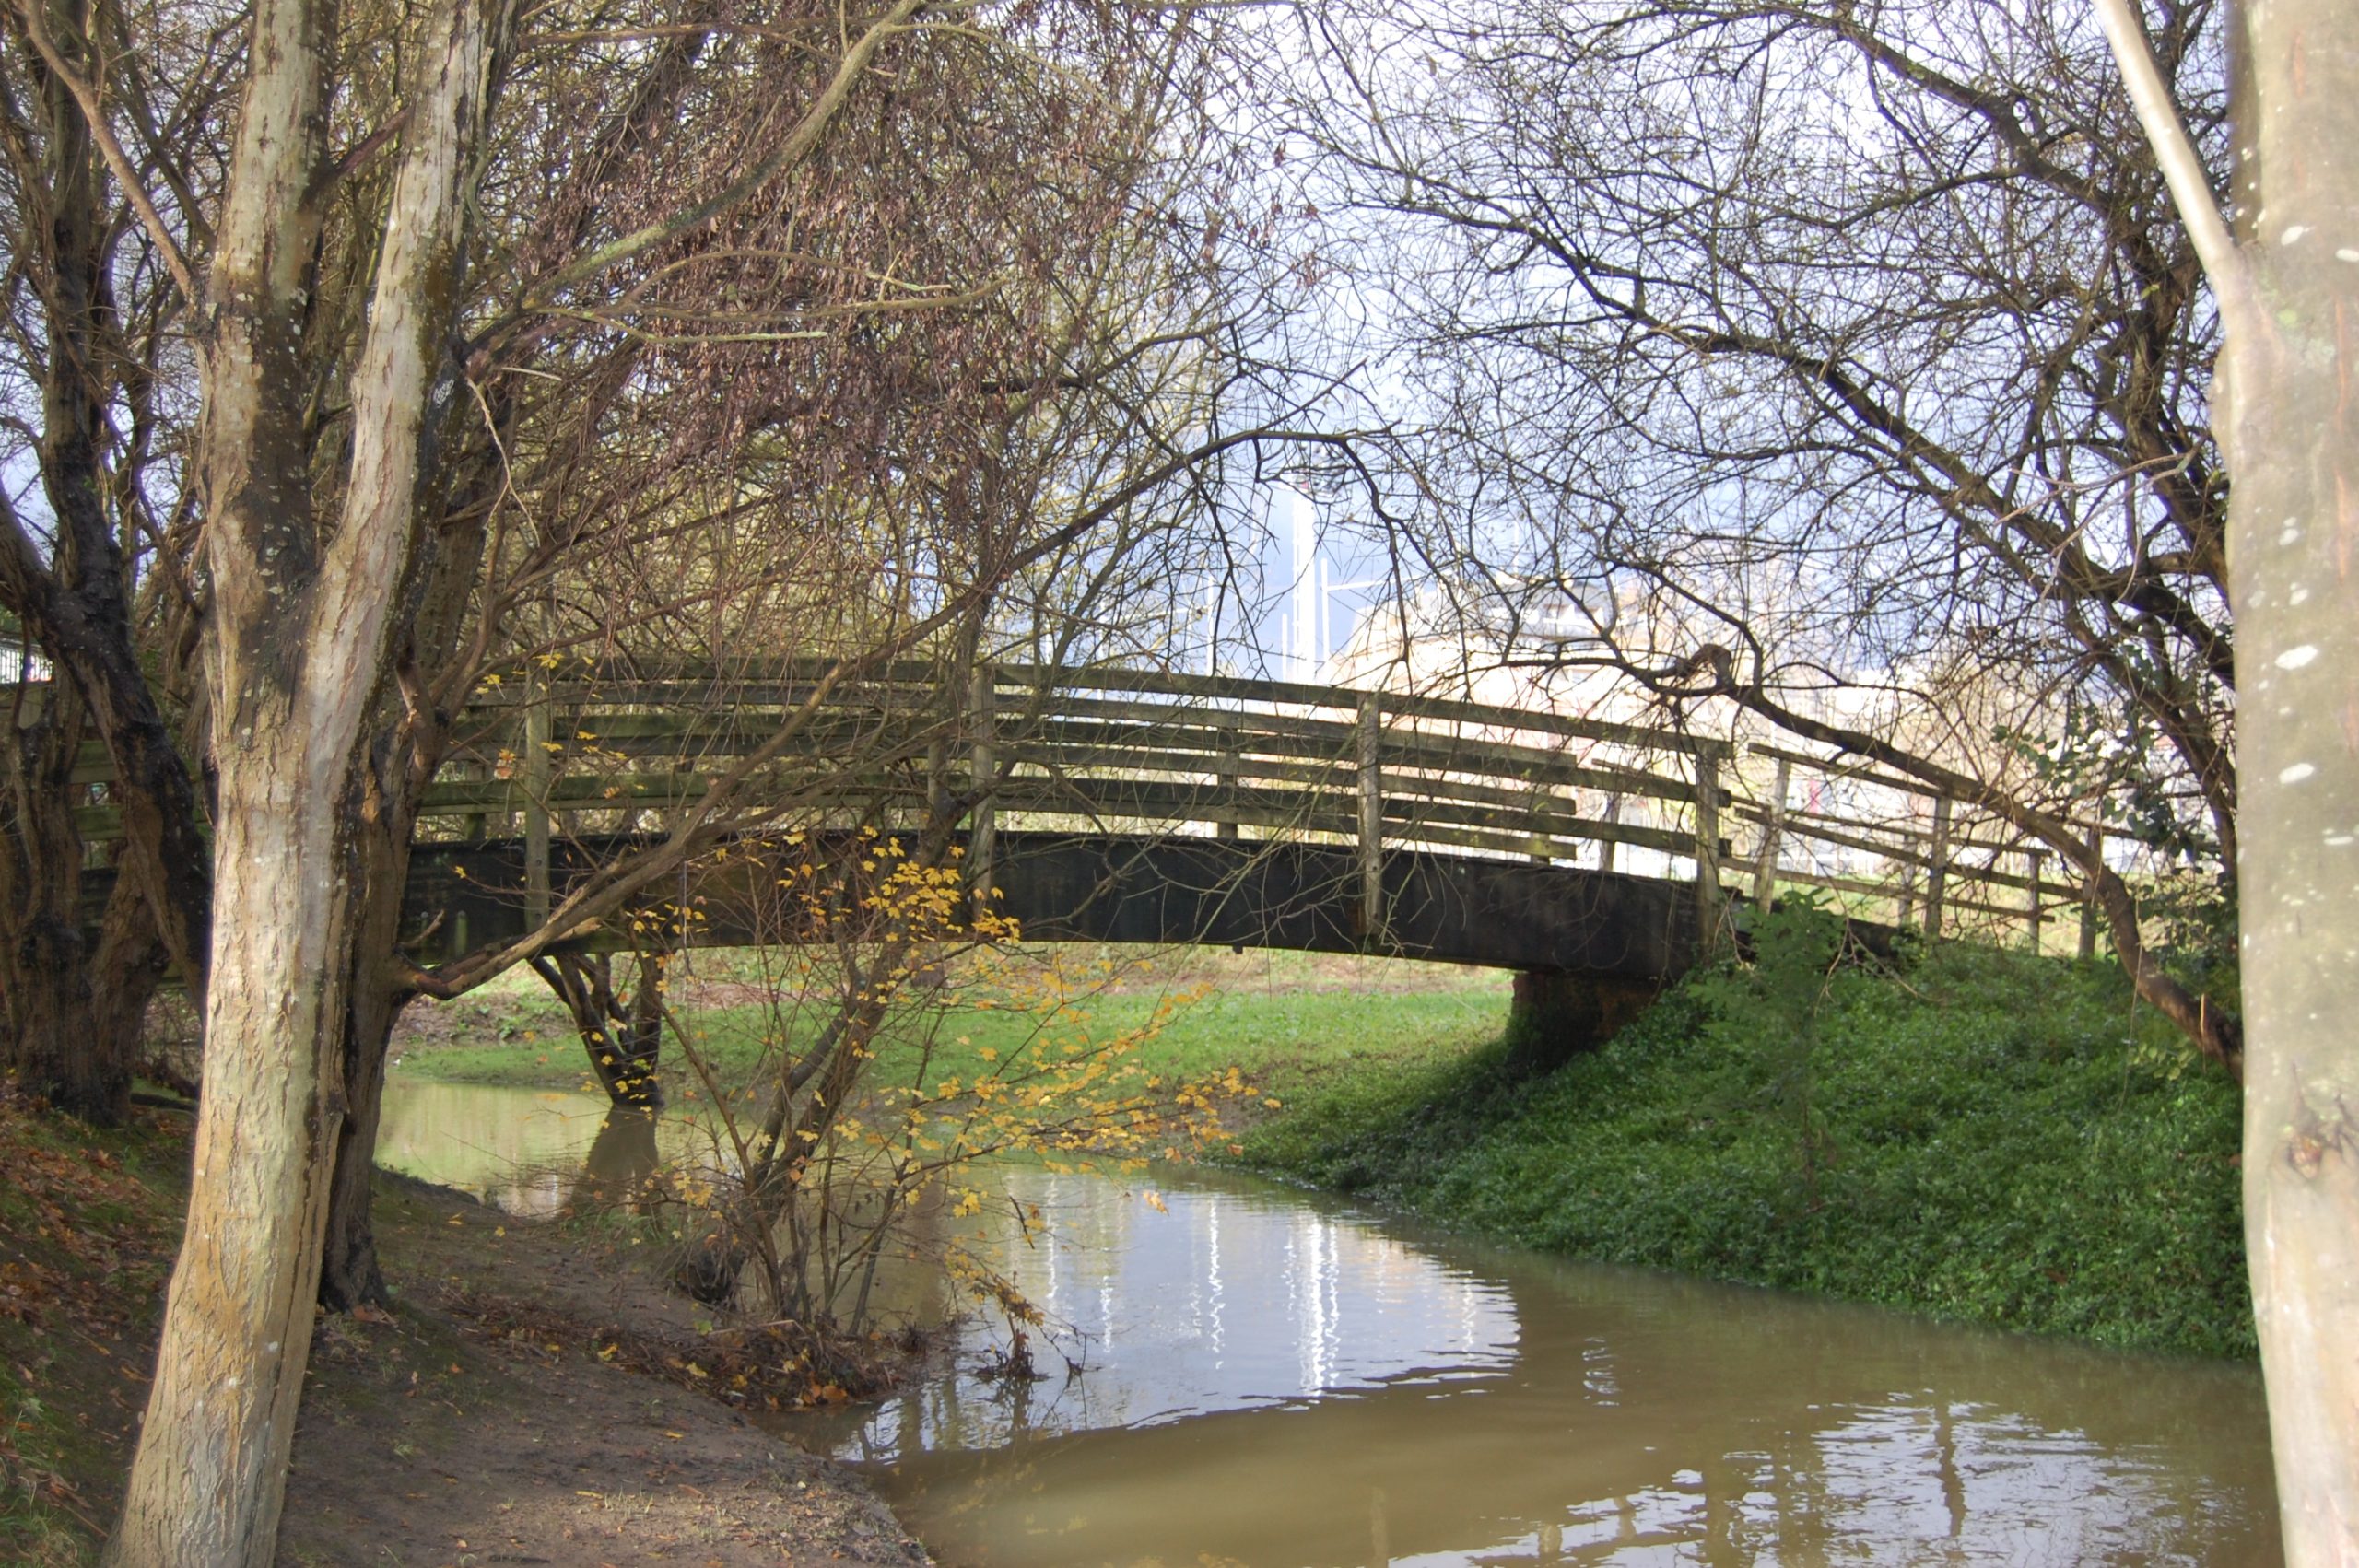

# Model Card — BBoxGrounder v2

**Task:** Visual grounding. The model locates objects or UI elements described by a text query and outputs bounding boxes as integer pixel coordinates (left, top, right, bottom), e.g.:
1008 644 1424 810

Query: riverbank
1233 936 2254 1360
379 936 2253 1360
0 1092 931 1566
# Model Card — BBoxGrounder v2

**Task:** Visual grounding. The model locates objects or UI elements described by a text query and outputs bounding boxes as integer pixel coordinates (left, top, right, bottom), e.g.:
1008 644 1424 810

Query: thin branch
2090 0 2258 339
11 0 199 302
499 0 931 329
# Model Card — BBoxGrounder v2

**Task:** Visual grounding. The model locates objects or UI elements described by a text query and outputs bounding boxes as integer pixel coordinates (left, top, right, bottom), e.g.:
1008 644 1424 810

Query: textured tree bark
317 807 423 1312
2211 7 2359 1556
106 0 495 1558
2101 0 2359 1558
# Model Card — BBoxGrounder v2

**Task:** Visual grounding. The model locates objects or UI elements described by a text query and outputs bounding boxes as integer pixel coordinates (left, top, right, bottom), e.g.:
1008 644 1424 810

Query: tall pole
968 663 996 914
1693 740 1724 948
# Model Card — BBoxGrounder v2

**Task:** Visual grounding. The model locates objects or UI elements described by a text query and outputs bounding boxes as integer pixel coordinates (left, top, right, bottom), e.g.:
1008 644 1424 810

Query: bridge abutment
1505 970 1661 1075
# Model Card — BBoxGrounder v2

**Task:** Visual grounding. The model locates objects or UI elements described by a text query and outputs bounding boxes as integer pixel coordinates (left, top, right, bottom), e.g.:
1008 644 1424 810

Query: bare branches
496 0 935 333
1282 0 2244 1059
10 0 197 300
2090 0 2256 338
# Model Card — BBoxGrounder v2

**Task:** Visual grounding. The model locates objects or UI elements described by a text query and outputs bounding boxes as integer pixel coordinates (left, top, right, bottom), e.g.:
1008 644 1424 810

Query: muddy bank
282 1175 933 1568
0 1096 932 1567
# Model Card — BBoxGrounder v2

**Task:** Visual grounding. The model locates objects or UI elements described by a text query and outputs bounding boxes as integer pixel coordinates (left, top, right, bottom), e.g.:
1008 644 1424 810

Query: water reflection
823 1168 2278 1568
580 1105 663 1209
376 1080 671 1215
846 1168 1520 1456
375 1083 2278 1566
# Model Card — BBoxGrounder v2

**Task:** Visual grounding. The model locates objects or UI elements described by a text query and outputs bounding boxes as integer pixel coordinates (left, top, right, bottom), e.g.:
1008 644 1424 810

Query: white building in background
1309 578 2071 905
0 626 49 685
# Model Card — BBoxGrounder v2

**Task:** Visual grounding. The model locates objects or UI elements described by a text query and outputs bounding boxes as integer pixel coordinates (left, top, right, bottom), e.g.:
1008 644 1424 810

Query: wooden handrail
60 660 2211 960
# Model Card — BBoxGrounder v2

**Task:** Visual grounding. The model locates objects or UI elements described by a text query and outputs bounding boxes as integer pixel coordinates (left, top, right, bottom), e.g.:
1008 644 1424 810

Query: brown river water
378 1079 2282 1568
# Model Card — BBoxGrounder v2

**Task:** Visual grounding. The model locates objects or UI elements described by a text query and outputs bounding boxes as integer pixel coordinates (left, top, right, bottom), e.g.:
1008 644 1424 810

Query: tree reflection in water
577 1105 662 1211
814 1166 2278 1568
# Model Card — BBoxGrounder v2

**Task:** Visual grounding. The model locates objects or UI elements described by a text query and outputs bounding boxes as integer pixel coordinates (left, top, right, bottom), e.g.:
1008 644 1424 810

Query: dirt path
0 1088 934 1567
276 1176 931 1568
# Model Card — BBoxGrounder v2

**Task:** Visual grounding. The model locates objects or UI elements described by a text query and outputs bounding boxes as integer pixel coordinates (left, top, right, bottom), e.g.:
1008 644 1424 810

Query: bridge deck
405 830 1700 979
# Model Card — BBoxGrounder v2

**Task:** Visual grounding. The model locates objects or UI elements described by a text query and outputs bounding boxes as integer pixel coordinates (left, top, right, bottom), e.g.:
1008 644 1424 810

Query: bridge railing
57 657 2194 959
432 659 1735 941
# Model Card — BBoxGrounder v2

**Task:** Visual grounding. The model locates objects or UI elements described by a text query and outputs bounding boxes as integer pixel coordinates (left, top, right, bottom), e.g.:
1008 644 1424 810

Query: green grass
1233 932 2252 1359
395 952 1508 1101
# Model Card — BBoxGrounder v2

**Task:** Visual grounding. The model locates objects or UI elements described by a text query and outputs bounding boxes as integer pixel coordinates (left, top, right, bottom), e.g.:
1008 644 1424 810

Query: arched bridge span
365 660 2105 1050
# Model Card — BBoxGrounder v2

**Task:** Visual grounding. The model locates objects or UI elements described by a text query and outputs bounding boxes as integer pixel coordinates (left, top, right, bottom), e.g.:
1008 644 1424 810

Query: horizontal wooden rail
52 659 2212 962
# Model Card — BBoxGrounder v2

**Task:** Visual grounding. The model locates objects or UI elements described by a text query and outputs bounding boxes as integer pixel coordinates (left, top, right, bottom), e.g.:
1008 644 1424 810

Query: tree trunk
2212 8 2359 1553
2104 1 2359 1557
531 949 667 1106
0 680 159 1124
317 805 421 1312
0 0 210 1126
107 0 494 1557
104 754 363 1567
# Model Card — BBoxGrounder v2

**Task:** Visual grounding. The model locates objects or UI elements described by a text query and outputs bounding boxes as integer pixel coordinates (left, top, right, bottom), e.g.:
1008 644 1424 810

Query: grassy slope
1237 942 2252 1359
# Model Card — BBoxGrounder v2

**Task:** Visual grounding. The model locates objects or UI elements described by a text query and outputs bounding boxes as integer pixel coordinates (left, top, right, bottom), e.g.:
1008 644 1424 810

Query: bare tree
0 0 229 1119
69 0 1301 1557
1285 0 2242 1066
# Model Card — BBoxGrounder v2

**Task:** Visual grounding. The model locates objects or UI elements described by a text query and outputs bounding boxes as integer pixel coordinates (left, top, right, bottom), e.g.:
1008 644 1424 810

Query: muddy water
377 1080 2281 1566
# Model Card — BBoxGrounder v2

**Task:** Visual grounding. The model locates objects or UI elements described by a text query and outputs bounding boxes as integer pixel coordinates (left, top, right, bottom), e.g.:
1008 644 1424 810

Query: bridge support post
1752 755 1790 906
1215 720 1240 842
1922 793 1952 940
524 681 551 928
2078 816 2103 960
2025 848 2046 954
1691 740 1724 947
1357 692 1384 942
925 737 949 825
968 663 997 913
1506 970 1661 1074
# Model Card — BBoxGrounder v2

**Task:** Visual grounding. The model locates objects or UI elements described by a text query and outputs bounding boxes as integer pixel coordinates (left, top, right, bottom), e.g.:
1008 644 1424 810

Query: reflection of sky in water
1407 1401 2248 1566
843 1168 2276 1568
848 1167 1522 1459
373 1082 2274 1567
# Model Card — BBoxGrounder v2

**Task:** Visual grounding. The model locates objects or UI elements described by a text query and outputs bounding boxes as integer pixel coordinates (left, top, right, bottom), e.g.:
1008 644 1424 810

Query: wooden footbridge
76 660 2118 1045
413 662 2110 1029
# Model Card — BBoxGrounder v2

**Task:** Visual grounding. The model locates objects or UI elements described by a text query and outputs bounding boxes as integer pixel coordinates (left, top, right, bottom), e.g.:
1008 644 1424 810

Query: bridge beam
395 831 1710 980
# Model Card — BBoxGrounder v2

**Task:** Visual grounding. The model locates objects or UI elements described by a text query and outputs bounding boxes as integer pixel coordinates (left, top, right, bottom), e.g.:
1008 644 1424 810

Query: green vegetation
392 933 2252 1360
1235 913 2253 1360
394 952 1506 1106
